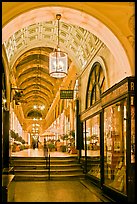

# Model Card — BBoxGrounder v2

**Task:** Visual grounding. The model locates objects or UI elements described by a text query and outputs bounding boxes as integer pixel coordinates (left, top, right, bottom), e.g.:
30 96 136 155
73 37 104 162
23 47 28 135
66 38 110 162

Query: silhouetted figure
32 141 35 149
44 139 48 167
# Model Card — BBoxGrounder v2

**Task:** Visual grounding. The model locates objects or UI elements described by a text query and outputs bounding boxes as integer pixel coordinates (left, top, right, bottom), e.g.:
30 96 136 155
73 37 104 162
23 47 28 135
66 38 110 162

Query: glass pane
104 99 127 194
82 122 86 157
86 63 106 108
100 71 104 91
91 87 95 105
87 91 91 108
86 115 100 179
96 85 100 101
87 74 94 108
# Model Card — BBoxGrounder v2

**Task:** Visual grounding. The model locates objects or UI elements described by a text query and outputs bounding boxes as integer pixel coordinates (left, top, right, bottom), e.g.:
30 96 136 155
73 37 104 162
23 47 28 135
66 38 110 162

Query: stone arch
86 61 106 109
2 5 133 79
90 56 109 89
2 48 11 110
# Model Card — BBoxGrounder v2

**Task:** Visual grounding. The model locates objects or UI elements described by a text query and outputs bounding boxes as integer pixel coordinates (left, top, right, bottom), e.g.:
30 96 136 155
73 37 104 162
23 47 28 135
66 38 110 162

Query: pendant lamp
49 14 68 78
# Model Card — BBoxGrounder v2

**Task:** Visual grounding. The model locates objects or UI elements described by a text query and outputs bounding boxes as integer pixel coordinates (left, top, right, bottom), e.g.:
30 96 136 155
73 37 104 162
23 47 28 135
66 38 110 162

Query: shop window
82 122 86 157
86 62 105 109
85 115 100 179
104 99 127 194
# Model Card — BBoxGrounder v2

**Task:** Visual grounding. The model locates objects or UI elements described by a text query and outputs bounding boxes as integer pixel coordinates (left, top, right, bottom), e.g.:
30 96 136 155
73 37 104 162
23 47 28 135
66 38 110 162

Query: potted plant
48 143 55 151
60 145 66 152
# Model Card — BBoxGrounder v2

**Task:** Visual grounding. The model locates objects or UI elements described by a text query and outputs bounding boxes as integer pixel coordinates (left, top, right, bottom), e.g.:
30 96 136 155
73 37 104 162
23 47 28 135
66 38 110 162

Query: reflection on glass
86 115 100 179
82 122 86 157
104 99 127 194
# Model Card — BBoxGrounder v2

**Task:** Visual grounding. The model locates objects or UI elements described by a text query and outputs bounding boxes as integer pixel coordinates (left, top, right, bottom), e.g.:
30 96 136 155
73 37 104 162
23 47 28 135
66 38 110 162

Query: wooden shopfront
80 76 135 202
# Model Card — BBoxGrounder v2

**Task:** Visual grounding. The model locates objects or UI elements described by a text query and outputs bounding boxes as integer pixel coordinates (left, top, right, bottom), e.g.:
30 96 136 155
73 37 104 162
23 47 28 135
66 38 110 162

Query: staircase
11 156 85 181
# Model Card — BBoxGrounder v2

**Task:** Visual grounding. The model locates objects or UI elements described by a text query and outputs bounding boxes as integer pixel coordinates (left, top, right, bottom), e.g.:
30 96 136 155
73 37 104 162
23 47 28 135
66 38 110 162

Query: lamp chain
57 18 59 48
56 14 61 50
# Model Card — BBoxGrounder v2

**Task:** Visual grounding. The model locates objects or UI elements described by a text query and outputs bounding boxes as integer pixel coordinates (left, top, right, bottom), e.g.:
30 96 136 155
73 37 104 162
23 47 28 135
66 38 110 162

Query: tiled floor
11 148 112 202
13 180 110 202
11 148 77 157
11 148 100 157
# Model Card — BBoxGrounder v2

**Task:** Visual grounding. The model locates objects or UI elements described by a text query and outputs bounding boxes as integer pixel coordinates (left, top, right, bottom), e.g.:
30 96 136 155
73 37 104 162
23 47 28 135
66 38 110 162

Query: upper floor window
86 62 106 108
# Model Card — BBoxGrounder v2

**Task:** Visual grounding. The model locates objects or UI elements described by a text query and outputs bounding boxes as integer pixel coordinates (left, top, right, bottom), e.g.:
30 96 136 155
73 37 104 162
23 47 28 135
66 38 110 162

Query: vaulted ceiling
3 2 134 135
3 19 100 122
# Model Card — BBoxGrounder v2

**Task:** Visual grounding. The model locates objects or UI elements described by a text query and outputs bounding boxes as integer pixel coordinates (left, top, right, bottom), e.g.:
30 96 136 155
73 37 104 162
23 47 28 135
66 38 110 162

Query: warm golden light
49 14 68 78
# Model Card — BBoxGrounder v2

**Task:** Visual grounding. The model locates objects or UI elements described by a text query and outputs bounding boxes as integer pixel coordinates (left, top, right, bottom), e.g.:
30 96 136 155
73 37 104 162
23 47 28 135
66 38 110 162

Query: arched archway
2 48 11 110
2 5 133 81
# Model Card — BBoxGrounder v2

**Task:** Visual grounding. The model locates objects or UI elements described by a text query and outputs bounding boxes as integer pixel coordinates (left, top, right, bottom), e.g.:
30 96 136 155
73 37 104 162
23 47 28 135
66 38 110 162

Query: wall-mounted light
11 88 25 105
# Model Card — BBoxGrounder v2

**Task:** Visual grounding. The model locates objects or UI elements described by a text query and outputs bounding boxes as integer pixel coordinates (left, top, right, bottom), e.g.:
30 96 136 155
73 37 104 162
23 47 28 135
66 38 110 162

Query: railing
48 153 50 180
45 149 50 180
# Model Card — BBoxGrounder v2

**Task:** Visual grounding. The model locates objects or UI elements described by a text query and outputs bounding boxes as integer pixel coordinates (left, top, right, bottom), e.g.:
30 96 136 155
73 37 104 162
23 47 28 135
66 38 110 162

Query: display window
82 122 86 157
85 115 100 179
82 76 135 201
104 98 127 194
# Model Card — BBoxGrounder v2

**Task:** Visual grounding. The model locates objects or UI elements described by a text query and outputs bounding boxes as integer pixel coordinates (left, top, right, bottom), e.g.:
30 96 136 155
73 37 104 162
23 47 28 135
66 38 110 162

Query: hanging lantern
49 14 68 78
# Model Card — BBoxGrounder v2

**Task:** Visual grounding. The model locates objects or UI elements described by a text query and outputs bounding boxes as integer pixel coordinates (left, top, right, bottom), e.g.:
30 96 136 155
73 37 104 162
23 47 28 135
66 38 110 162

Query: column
69 101 74 131
2 109 10 169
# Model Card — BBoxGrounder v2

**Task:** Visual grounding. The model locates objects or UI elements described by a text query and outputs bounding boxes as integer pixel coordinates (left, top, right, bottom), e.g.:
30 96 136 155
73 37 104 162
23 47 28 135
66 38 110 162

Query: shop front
82 108 102 186
81 76 135 202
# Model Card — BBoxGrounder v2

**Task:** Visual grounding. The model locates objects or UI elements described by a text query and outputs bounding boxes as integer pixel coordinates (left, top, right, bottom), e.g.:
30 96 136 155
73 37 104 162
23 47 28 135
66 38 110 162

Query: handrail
45 148 50 180
48 153 50 180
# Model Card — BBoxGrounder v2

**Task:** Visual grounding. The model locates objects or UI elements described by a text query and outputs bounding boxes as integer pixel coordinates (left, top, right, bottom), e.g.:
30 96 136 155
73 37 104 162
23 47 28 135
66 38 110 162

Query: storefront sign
81 102 102 121
60 90 74 99
102 82 128 106
130 81 134 91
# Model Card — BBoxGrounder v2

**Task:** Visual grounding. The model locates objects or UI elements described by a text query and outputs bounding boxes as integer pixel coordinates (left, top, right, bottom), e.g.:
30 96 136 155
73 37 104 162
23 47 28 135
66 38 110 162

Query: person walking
43 139 48 167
